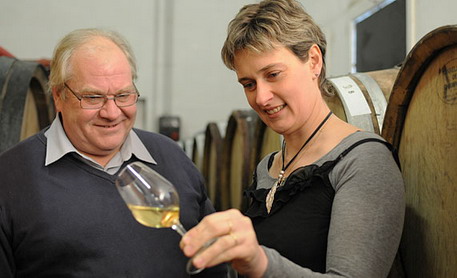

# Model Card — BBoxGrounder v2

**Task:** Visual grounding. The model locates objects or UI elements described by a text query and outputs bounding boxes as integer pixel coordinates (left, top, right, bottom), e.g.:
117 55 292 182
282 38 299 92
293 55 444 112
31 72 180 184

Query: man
0 28 226 277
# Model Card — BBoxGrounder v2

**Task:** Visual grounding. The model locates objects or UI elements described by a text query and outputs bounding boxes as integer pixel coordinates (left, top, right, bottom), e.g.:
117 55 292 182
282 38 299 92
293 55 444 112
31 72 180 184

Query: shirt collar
44 114 156 168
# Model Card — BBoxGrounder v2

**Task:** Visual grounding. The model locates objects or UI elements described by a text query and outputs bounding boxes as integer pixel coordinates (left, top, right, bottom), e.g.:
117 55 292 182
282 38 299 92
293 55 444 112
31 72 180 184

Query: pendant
266 170 285 214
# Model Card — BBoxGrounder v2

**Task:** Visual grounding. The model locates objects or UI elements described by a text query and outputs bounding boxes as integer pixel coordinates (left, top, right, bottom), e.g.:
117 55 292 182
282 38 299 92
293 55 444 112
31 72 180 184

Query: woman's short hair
48 28 137 95
221 0 330 95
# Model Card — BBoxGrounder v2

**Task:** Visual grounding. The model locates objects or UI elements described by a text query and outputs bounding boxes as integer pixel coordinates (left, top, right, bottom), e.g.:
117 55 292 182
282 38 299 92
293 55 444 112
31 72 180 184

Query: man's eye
84 95 103 99
116 93 132 102
83 95 104 103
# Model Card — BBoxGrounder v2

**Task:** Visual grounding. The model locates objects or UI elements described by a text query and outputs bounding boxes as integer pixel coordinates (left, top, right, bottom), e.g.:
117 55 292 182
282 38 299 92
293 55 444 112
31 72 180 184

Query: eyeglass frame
64 82 140 109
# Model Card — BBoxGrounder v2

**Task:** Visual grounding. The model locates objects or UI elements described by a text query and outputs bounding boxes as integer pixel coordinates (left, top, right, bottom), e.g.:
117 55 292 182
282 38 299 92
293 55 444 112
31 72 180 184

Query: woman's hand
180 209 268 278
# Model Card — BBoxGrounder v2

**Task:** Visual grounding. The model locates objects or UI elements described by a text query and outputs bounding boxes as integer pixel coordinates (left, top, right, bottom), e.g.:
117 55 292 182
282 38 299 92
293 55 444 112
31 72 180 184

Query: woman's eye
242 82 256 90
268 71 280 78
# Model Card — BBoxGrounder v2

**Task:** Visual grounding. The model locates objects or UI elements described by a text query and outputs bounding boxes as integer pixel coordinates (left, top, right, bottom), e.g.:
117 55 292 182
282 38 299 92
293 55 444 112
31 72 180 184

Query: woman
180 0 404 277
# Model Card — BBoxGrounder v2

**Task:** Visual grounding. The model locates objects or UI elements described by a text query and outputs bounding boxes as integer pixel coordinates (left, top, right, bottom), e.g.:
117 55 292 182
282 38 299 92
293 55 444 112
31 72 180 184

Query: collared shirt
44 114 155 174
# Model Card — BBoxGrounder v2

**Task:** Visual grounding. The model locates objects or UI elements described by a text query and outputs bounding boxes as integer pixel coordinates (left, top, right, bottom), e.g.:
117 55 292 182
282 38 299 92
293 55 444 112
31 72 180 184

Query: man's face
53 37 137 164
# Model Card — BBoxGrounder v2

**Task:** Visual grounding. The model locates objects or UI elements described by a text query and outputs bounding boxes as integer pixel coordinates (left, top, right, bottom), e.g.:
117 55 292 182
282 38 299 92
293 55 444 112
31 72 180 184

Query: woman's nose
255 83 273 106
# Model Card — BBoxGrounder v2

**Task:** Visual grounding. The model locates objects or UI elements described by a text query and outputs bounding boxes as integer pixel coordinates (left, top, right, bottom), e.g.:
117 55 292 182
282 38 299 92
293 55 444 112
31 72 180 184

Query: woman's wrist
246 245 269 278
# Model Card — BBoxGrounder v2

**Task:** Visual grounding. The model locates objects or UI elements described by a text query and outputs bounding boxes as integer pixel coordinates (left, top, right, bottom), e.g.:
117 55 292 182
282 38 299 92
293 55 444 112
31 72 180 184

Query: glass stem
171 221 187 236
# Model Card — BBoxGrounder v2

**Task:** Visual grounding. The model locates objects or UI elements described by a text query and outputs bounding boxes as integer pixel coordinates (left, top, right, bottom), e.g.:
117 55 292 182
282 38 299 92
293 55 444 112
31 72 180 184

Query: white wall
0 0 157 130
1 0 456 140
160 0 253 139
408 0 457 48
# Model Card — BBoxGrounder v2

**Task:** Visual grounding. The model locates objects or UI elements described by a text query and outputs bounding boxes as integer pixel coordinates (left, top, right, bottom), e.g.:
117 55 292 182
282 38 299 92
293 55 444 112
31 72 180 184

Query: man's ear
52 87 63 113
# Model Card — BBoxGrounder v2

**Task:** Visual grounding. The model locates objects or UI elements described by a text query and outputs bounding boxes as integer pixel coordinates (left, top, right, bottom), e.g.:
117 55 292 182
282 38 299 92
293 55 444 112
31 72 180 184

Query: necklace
265 111 333 213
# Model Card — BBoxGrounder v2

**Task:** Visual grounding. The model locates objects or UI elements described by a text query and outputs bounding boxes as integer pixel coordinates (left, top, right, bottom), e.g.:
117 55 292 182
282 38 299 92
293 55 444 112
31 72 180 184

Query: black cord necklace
265 111 333 213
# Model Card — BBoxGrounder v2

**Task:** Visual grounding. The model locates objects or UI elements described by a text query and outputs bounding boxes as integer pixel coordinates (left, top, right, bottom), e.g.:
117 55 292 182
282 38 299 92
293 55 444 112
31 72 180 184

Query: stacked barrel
0 56 54 153
381 25 456 278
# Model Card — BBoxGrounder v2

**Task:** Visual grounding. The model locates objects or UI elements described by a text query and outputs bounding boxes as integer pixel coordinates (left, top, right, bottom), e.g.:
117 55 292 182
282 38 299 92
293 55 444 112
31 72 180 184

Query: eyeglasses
64 83 140 109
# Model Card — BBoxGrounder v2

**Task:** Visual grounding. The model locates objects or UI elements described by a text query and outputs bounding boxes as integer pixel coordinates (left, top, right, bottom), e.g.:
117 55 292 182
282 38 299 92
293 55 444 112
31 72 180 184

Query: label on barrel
328 76 375 132
328 76 371 116
439 59 457 105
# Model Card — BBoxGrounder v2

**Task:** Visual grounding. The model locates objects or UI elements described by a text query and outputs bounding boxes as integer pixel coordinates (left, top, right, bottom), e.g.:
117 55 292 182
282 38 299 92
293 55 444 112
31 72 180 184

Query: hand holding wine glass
115 161 214 274
179 208 269 278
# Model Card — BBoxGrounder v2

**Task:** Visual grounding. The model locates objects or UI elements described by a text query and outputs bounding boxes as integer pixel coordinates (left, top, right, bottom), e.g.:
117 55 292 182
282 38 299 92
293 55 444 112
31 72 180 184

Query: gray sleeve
260 141 405 278
262 246 328 278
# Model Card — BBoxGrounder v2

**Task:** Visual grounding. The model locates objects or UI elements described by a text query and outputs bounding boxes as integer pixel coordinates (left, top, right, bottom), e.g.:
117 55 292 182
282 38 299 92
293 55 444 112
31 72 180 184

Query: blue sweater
0 128 226 277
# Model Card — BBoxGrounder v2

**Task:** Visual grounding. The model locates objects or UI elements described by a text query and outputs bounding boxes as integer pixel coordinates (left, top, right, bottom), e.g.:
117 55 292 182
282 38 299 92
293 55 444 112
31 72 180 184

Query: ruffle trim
244 160 336 218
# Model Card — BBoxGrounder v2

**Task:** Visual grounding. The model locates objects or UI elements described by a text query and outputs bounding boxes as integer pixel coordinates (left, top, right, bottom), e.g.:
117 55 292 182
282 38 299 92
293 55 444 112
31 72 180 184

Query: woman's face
233 45 322 136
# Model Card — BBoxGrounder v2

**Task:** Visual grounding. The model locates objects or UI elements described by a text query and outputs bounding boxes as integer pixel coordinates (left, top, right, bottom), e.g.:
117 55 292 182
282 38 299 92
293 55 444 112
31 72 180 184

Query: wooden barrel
202 122 226 210
220 110 258 211
382 25 457 278
45 86 55 123
0 57 51 153
191 131 205 172
0 46 15 58
325 67 399 134
250 118 282 175
180 138 194 160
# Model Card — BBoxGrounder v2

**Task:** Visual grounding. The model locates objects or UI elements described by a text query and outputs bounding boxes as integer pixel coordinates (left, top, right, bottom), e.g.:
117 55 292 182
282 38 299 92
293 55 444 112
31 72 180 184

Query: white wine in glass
115 161 210 274
127 204 180 229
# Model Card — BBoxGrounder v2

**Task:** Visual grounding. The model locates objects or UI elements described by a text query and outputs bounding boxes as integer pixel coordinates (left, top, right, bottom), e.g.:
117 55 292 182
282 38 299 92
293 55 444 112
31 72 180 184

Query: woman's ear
308 44 323 76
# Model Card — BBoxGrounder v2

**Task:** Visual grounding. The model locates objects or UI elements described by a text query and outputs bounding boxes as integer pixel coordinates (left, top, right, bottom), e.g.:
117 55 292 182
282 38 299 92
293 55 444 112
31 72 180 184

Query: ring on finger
229 232 238 246
227 221 233 234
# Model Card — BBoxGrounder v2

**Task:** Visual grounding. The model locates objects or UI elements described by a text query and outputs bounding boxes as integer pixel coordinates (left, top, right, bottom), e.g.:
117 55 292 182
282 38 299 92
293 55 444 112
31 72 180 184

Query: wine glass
115 161 214 275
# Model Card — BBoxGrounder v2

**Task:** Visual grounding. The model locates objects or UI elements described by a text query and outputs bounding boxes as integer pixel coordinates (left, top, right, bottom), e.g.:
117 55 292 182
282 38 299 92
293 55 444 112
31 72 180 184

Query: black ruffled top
243 137 395 273
244 155 337 273
245 158 338 217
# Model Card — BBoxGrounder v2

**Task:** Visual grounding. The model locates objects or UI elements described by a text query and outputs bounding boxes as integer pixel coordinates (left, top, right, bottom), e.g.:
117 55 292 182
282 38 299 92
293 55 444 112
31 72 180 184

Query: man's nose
99 97 121 118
